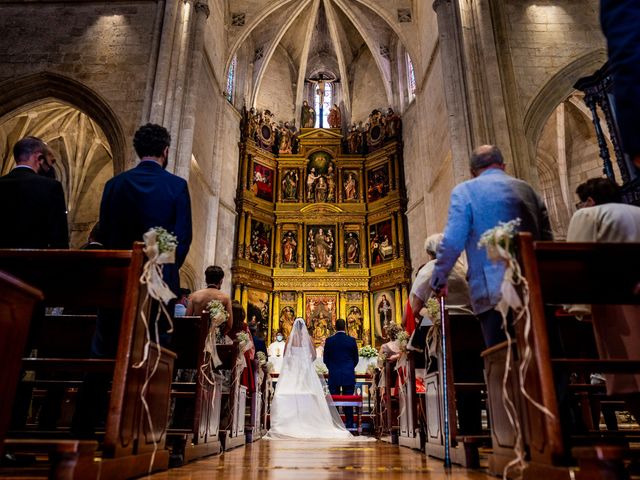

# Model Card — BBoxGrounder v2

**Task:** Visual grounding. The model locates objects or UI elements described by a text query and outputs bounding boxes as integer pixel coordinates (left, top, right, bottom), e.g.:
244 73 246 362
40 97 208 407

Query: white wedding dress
264 318 353 440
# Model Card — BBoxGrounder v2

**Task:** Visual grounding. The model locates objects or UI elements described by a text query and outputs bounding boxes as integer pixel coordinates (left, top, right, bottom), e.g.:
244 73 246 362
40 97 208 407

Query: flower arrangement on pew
201 299 230 388
137 226 179 473
315 360 329 376
479 218 554 480
359 345 378 358
424 297 442 370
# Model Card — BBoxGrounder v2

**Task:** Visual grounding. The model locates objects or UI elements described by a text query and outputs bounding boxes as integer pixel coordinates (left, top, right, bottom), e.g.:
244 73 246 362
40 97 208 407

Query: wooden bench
0 245 175 479
378 360 399 444
397 351 422 450
513 233 640 479
246 359 268 442
217 343 247 451
167 314 222 464
424 311 488 467
0 270 43 459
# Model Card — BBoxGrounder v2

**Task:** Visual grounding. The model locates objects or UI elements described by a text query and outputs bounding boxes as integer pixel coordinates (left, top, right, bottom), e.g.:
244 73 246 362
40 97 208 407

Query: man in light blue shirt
431 145 553 347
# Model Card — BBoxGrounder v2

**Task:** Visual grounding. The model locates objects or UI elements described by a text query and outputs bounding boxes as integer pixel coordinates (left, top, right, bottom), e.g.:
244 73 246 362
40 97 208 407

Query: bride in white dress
265 317 353 439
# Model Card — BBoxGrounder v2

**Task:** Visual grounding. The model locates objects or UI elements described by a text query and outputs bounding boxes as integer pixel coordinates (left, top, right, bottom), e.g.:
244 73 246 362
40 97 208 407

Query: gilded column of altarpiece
232 122 411 347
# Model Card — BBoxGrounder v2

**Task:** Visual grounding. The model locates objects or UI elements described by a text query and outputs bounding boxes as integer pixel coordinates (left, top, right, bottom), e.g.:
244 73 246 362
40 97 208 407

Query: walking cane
439 295 452 469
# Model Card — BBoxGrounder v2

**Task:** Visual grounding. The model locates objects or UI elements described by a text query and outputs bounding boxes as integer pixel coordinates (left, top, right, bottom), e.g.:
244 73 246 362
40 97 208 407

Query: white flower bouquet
359 345 378 358
236 331 251 353
478 218 521 262
424 297 441 324
206 300 229 328
256 351 267 366
143 226 178 265
266 361 275 373
396 330 410 352
315 361 329 375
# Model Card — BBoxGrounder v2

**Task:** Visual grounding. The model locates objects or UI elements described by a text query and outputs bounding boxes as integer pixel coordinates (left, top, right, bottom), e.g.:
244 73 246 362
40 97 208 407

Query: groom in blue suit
323 318 359 429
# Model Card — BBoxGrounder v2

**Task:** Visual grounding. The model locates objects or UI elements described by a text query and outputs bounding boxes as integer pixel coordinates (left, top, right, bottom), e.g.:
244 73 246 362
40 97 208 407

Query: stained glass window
226 54 237 103
406 53 416 100
314 81 332 128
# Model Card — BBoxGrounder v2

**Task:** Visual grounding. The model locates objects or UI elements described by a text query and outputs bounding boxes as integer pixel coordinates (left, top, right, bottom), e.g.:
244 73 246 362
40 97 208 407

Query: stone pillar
241 285 248 313
233 284 241 302
175 0 210 180
432 0 474 183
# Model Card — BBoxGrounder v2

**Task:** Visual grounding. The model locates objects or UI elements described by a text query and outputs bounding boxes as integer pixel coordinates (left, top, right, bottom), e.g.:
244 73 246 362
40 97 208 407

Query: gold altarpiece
232 124 411 347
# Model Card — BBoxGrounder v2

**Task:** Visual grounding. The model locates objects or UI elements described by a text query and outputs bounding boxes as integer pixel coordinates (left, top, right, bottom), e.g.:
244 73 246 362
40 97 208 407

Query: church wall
255 47 295 124
0 1 160 165
350 49 389 123
502 1 605 112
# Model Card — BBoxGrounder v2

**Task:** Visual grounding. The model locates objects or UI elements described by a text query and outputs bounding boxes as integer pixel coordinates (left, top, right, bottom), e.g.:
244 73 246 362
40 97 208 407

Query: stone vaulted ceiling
225 0 418 114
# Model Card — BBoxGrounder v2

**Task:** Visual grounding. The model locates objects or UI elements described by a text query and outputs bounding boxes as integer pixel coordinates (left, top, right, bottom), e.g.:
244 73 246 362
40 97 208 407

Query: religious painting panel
281 169 299 201
249 219 272 266
278 305 296 341
366 164 390 202
250 162 274 202
281 229 298 266
343 226 361 266
369 220 394 265
247 289 270 340
346 305 364 342
306 151 336 203
280 291 296 303
305 293 338 343
373 290 395 340
306 225 336 272
342 170 359 201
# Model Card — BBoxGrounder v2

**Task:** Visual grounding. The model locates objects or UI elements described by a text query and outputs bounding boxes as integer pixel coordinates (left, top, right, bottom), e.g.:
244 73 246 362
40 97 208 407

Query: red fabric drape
404 299 415 334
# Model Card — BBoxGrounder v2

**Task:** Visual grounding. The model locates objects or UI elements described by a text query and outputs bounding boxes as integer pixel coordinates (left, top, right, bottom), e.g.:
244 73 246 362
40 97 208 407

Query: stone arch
0 71 126 172
523 49 607 150
179 262 198 292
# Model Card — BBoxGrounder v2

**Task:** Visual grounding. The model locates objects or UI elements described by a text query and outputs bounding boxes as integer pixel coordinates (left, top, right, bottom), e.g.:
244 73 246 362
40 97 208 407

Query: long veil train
264 318 363 440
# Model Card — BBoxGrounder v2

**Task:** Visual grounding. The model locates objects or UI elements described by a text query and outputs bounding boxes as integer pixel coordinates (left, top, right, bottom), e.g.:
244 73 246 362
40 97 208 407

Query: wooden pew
167 314 222 464
424 311 488 468
379 360 399 444
0 245 175 479
514 233 640 479
217 343 248 451
0 271 43 458
246 359 268 442
398 351 422 450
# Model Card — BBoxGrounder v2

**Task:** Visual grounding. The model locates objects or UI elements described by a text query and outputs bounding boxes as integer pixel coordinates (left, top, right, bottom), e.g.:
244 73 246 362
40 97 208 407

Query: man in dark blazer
323 318 359 429
0 136 68 248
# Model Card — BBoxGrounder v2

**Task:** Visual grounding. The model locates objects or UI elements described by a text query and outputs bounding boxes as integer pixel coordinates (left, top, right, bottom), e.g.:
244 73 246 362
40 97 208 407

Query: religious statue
327 104 341 128
278 122 292 154
314 176 328 203
377 295 392 327
282 231 297 264
385 108 402 139
301 100 316 128
370 234 383 265
326 164 336 202
281 170 298 200
314 228 330 267
279 306 295 339
346 307 362 340
345 232 359 264
343 172 357 200
306 168 319 201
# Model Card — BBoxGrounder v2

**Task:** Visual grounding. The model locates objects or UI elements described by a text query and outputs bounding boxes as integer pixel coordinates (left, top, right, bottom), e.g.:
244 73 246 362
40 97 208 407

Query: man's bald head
469 145 504 175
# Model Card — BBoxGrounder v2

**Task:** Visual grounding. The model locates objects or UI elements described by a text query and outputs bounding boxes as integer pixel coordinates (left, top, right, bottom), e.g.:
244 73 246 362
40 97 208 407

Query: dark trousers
329 384 355 429
72 301 174 436
477 309 508 348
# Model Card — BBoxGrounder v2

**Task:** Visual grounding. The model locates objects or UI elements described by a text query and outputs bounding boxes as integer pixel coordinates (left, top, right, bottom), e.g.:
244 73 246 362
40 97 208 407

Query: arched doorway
0 100 114 247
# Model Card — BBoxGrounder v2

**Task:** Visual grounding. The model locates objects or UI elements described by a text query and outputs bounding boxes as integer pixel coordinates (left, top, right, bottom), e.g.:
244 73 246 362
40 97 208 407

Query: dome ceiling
225 0 418 118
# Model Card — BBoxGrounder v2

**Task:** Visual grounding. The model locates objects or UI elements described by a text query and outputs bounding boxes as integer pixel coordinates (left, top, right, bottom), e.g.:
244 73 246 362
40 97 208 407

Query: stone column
175 0 210 180
432 0 474 184
241 285 248 313
233 284 241 302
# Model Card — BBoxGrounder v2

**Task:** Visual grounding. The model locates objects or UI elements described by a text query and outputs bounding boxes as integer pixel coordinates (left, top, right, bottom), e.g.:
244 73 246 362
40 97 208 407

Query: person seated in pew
567 177 640 424
408 233 483 434
249 321 267 357
186 266 233 334
229 301 256 393
174 288 190 317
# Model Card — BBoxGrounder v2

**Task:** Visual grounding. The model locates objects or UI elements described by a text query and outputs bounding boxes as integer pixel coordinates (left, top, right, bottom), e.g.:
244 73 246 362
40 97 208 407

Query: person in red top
230 301 256 392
